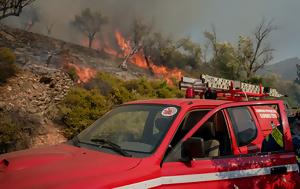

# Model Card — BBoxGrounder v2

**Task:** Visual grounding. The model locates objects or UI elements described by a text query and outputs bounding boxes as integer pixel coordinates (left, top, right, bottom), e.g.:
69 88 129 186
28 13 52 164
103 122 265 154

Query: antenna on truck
179 74 283 101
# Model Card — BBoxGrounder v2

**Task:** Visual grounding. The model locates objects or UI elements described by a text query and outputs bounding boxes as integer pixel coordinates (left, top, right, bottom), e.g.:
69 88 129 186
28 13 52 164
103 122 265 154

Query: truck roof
126 99 231 107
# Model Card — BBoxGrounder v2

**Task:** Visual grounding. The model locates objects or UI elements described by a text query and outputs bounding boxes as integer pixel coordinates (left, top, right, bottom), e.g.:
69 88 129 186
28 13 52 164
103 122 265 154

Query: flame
103 35 119 56
80 36 120 57
66 63 96 83
103 47 118 56
132 52 148 68
114 30 182 85
115 30 131 55
78 30 183 85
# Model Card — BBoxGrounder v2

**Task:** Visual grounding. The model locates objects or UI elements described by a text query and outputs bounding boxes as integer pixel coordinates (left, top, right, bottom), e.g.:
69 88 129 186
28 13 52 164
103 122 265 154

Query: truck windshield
77 104 180 156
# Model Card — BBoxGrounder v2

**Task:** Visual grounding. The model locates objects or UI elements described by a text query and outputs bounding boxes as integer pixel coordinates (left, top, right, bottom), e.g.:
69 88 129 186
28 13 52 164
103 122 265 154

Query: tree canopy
71 8 108 49
0 0 35 20
203 20 276 81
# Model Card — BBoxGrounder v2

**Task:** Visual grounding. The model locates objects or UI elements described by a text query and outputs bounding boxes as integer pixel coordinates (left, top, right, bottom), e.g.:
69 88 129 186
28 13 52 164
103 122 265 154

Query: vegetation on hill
1 15 300 153
0 47 18 83
0 111 40 154
0 0 35 20
59 72 184 139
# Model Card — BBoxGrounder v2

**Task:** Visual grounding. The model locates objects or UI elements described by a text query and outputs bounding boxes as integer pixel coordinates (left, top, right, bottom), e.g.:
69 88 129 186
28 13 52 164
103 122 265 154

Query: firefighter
261 121 284 153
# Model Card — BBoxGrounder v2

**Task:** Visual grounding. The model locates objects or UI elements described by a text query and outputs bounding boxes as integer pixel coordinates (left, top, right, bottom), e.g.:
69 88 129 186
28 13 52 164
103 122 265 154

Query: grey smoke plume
5 0 209 46
3 0 300 62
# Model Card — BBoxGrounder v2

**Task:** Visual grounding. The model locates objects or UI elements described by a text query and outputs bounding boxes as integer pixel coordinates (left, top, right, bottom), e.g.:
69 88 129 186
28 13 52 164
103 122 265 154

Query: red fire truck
0 75 299 189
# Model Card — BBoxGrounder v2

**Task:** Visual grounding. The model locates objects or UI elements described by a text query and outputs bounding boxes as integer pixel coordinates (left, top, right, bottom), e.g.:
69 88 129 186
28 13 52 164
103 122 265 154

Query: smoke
4 0 207 42
3 0 300 62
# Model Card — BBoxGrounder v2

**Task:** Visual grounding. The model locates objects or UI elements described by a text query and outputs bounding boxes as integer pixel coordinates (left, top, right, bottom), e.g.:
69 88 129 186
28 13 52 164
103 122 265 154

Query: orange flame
115 30 131 55
114 30 182 85
103 47 118 56
67 63 96 83
131 52 148 68
103 35 119 56
79 30 183 85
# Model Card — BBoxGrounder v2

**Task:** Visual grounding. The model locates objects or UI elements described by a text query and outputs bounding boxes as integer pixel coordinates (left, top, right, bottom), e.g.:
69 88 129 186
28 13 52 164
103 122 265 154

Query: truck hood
0 144 142 189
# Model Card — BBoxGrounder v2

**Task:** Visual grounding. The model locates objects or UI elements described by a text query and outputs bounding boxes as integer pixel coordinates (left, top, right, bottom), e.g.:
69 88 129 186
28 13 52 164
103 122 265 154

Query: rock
0 30 16 41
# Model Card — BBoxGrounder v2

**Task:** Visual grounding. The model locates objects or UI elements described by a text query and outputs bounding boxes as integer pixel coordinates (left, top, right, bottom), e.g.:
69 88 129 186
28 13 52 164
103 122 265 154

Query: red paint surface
0 99 299 188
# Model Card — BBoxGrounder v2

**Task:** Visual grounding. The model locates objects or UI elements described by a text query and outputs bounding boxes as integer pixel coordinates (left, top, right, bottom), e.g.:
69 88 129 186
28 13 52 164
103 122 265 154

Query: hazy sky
6 0 300 63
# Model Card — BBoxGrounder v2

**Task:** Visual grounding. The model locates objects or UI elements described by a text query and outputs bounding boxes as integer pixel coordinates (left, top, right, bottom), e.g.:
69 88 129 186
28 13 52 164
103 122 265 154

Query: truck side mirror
180 137 205 162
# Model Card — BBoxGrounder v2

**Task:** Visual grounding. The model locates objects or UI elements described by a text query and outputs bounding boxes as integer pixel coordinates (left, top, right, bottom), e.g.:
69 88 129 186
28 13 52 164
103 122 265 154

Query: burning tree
120 19 193 72
71 8 108 49
119 18 152 70
0 0 35 20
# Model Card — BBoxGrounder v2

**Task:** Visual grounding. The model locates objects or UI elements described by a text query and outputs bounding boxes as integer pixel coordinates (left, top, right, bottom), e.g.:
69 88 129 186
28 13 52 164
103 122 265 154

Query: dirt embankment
0 64 73 148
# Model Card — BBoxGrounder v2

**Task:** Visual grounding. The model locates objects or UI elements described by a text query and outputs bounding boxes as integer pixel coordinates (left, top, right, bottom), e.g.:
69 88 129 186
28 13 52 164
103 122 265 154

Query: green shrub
151 80 184 98
0 114 22 148
60 72 184 139
109 86 137 104
66 67 79 81
125 78 156 97
0 47 18 83
60 87 112 139
0 47 16 64
84 72 126 95
125 78 184 98
0 111 37 154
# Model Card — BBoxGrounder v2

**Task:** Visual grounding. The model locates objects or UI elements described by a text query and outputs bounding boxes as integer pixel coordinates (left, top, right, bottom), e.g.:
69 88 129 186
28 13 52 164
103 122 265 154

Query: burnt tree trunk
144 55 154 76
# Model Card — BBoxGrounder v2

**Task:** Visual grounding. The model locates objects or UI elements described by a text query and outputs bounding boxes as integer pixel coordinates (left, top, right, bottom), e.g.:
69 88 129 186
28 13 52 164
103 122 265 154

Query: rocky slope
0 25 154 150
0 25 153 80
0 63 73 148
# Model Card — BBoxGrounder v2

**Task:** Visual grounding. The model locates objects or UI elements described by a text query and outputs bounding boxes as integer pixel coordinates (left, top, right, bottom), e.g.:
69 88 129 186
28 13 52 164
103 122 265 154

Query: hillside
0 25 155 81
0 25 185 153
0 25 155 152
259 57 300 81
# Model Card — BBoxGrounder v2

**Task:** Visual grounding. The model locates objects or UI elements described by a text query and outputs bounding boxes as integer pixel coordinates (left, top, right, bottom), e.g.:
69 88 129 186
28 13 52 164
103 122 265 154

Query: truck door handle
270 166 287 175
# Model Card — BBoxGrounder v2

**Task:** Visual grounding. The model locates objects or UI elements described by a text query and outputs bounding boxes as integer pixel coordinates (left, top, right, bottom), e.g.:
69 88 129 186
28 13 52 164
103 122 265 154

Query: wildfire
131 52 148 68
114 30 182 85
66 63 96 83
79 30 183 85
103 35 119 57
115 30 131 55
103 47 118 57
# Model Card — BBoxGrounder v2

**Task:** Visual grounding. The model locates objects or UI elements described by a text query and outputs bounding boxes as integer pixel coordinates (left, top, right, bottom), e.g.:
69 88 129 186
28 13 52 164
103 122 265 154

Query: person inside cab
261 121 284 153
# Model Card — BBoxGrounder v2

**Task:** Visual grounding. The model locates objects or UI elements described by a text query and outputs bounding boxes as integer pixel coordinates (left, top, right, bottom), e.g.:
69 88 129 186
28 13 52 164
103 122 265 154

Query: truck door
159 102 299 189
225 104 298 189
160 110 240 189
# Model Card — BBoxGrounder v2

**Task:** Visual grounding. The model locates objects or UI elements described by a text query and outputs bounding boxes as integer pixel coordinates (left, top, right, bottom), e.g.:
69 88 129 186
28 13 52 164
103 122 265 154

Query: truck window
227 107 257 147
164 110 210 160
252 105 285 153
192 111 232 157
78 104 179 156
165 110 232 162
169 110 210 148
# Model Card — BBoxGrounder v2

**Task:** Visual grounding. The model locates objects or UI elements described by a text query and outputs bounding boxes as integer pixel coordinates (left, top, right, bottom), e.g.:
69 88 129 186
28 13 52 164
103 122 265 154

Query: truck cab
1 98 299 188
